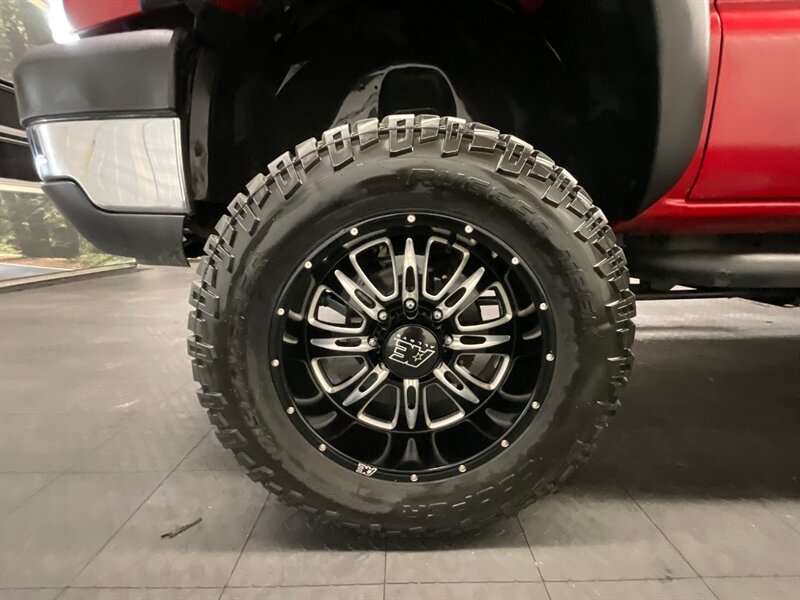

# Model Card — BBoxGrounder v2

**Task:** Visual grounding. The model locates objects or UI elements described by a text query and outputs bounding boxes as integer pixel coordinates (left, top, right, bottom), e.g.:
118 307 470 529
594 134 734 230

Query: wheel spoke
334 270 387 322
434 267 485 321
454 354 511 391
310 336 373 353
310 356 368 393
448 334 510 351
349 237 398 302
357 384 400 430
423 382 466 429
403 379 420 429
402 238 419 306
307 286 367 334
422 237 470 301
432 362 480 404
455 281 513 332
522 324 542 340
343 363 390 406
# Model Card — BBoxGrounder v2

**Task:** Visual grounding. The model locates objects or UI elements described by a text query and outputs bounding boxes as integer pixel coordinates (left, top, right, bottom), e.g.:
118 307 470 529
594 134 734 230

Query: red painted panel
615 197 800 235
617 0 800 235
691 0 800 199
63 0 141 32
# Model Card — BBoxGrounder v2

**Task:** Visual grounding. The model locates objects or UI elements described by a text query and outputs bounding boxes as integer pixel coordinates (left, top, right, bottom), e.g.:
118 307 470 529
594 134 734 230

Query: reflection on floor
0 266 798 600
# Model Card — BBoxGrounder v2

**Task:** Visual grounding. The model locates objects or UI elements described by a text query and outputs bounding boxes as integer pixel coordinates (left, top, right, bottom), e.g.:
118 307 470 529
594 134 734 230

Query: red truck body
63 0 800 237
619 0 800 235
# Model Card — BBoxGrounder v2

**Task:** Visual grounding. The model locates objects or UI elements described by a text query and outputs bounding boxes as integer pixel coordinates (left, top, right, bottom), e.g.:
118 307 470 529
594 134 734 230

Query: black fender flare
641 0 711 209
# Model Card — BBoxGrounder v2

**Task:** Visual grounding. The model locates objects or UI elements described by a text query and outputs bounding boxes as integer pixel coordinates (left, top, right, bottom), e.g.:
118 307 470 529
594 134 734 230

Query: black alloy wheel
271 212 555 482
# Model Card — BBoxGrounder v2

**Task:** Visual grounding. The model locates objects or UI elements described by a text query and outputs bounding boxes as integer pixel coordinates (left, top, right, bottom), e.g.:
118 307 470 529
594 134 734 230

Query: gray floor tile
635 496 800 577
221 585 384 600
0 271 194 417
386 517 539 583
547 579 715 600
59 588 221 600
519 473 695 582
385 582 549 600
0 473 56 518
74 471 265 588
178 432 242 471
0 413 129 472
69 415 209 472
135 383 206 415
0 472 165 588
0 590 62 600
762 499 800 533
704 576 800 600
227 498 385 587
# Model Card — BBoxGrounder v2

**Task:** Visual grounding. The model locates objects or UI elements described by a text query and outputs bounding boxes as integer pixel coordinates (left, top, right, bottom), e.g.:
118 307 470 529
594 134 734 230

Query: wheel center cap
383 325 440 379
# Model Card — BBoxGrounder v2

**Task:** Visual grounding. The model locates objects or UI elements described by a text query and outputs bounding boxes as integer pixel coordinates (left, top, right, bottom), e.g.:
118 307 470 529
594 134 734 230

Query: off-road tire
188 115 635 535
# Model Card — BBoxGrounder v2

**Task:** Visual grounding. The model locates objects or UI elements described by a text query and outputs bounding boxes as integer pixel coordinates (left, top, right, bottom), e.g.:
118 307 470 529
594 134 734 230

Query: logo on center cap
388 335 437 370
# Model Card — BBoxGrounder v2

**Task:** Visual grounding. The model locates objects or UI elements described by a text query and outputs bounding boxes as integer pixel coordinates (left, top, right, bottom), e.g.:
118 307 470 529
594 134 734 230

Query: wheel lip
267 210 557 483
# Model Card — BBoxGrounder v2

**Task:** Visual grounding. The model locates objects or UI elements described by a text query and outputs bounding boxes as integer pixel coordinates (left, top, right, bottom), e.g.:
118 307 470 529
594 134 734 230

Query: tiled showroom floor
1 266 798 600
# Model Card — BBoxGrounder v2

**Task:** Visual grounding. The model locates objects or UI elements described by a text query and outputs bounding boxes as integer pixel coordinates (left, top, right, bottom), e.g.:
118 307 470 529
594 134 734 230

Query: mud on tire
188 115 635 535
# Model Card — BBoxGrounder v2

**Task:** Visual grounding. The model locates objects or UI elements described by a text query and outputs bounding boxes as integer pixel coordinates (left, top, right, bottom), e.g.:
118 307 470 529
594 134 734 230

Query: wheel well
187 0 659 246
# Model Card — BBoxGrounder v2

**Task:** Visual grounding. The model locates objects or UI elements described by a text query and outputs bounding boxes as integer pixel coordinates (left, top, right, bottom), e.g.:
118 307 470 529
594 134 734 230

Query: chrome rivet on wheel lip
410 474 418 482
286 406 295 415
500 439 509 448
378 310 389 321
532 401 541 410
545 352 555 362
276 308 285 316
304 261 312 269
318 443 327 452
350 227 359 236
464 224 473 234
539 302 549 311
271 359 280 367
511 257 520 265
407 214 416 223
458 464 467 473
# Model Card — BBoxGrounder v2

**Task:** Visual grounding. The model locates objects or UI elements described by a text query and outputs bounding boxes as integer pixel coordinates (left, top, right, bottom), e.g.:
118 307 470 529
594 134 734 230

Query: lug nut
378 310 389 321
404 299 416 310
432 309 443 321
444 335 453 346
271 359 280 367
368 337 378 347
407 214 416 223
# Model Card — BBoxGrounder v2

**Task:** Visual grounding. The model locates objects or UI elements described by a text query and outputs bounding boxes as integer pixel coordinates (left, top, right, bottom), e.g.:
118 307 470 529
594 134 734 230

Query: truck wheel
189 116 635 534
